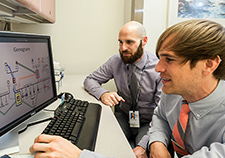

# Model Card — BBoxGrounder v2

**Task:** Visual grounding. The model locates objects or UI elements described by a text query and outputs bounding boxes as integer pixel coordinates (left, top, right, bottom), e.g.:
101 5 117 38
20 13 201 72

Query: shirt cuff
137 134 150 150
96 89 109 100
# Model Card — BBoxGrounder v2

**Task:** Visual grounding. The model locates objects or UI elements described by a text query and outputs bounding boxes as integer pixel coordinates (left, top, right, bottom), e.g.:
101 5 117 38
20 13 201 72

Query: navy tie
130 65 137 109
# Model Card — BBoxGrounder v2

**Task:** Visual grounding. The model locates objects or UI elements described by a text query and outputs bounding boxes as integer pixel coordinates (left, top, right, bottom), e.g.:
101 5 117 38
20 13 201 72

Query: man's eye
126 40 133 44
166 58 175 62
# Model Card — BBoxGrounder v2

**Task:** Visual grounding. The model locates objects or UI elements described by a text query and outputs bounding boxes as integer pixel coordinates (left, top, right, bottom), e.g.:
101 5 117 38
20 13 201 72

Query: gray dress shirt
149 80 225 157
83 51 162 122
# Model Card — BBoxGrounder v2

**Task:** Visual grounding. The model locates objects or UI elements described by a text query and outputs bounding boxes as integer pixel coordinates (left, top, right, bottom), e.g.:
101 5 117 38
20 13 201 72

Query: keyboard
42 98 102 151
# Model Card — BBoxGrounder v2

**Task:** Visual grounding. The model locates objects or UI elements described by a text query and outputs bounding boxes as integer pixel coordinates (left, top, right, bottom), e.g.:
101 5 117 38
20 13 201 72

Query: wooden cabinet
0 0 55 24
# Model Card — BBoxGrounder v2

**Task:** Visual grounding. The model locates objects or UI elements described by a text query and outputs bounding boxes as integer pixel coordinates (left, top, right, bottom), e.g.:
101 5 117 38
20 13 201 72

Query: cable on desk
57 92 73 101
43 108 55 112
0 155 11 158
18 117 53 134
19 92 73 134
43 92 73 112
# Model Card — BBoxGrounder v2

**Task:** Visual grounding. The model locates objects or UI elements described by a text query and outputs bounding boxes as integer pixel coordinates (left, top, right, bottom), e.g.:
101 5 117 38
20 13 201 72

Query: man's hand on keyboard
30 134 82 158
100 92 125 107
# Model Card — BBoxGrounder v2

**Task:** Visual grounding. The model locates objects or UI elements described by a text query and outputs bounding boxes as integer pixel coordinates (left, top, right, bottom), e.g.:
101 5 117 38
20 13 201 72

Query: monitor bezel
0 31 57 137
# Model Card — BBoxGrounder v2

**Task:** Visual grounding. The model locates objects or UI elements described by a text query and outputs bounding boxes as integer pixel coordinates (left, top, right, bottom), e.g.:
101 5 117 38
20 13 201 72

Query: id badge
129 110 140 128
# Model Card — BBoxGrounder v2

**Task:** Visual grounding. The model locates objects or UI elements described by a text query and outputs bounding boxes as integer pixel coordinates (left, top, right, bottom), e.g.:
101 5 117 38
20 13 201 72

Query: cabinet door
15 0 55 23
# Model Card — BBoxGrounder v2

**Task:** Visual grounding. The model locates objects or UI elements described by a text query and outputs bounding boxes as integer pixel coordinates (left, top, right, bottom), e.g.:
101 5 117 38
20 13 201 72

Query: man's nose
155 60 165 73
120 43 128 51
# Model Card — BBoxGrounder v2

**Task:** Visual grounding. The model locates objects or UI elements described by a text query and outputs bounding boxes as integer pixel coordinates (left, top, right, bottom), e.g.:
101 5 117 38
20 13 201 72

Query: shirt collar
189 80 225 119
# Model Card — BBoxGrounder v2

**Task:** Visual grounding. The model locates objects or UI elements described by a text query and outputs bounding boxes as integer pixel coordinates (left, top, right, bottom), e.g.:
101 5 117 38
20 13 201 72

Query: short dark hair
156 19 225 80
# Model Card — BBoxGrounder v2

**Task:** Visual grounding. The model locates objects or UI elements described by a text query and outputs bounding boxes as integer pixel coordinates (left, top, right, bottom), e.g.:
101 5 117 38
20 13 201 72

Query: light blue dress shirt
149 80 225 157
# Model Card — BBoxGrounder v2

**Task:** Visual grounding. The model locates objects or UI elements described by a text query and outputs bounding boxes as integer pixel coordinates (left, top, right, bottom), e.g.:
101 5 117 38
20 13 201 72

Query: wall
12 0 170 76
12 0 125 75
10 0 170 96
124 0 132 23
143 0 168 54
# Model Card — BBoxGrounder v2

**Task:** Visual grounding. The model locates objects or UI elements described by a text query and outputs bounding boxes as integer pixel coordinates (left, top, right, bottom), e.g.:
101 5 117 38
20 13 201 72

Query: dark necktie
130 65 137 109
172 100 190 156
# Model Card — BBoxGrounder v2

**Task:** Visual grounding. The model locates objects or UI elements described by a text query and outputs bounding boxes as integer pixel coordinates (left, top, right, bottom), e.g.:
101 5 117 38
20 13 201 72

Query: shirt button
197 114 200 118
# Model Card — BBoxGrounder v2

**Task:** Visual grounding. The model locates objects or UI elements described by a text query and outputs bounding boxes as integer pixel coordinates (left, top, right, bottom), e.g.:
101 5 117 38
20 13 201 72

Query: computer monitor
0 31 57 155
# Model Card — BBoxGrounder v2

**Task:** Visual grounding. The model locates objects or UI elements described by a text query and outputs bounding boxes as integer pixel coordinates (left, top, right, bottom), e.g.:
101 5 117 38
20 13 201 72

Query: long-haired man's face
119 40 143 64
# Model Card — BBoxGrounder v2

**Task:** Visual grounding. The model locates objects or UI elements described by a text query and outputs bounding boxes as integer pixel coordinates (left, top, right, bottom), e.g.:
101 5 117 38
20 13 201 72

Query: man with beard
83 21 162 155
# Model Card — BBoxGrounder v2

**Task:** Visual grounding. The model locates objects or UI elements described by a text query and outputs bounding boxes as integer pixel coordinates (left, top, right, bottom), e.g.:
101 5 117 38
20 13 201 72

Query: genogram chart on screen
0 42 54 130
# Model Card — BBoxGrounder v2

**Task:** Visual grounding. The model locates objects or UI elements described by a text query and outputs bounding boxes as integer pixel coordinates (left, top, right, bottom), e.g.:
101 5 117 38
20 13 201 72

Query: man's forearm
149 141 171 158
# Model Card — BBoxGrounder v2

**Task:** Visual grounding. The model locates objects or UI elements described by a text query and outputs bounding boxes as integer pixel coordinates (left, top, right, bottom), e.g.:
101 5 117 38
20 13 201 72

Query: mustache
120 50 131 54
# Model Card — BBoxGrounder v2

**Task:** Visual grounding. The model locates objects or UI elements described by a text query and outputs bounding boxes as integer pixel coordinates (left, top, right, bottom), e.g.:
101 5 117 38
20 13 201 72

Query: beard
119 40 143 64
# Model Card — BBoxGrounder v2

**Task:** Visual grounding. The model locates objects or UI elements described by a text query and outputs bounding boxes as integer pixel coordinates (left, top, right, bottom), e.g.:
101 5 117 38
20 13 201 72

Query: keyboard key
42 98 101 151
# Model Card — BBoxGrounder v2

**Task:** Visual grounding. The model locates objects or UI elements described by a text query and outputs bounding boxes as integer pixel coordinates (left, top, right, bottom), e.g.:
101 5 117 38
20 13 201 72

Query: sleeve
148 53 163 107
137 122 151 149
154 77 163 107
148 96 172 149
182 143 225 158
83 57 114 100
79 149 114 158
182 129 225 158
137 130 150 149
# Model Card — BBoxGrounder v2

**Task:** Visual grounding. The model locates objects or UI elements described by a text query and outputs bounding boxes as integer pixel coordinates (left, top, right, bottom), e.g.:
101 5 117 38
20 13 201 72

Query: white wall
12 0 125 75
143 0 168 55
12 0 169 76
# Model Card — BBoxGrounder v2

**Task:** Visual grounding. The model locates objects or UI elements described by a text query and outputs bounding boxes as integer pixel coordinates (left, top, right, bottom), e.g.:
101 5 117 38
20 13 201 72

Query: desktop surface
17 75 136 158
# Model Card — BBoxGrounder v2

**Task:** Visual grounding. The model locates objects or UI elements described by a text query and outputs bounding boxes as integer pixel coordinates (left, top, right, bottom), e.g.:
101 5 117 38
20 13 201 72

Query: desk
17 75 136 158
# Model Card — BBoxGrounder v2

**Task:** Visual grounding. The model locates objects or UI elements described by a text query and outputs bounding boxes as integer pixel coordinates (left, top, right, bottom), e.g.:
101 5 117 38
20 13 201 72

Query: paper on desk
10 154 34 158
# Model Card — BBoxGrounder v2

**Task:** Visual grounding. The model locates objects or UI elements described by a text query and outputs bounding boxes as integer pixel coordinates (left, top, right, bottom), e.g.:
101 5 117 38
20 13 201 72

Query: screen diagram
0 42 54 128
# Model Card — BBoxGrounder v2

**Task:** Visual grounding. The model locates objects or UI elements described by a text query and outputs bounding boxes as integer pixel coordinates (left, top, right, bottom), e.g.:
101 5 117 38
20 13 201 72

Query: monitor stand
0 111 51 156
0 126 20 156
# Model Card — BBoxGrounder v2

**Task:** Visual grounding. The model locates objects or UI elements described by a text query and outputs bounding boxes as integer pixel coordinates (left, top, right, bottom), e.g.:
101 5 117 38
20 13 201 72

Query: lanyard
127 62 147 110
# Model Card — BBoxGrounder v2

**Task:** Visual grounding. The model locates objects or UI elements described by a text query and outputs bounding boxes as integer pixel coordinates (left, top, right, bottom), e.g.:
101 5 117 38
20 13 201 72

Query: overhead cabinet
0 0 55 24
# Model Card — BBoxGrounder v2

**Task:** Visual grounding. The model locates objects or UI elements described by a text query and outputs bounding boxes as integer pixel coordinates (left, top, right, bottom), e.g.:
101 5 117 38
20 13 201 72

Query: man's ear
203 55 221 76
142 36 148 46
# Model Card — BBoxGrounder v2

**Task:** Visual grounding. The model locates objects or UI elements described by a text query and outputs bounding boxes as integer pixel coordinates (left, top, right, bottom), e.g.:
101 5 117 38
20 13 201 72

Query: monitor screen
0 31 57 154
